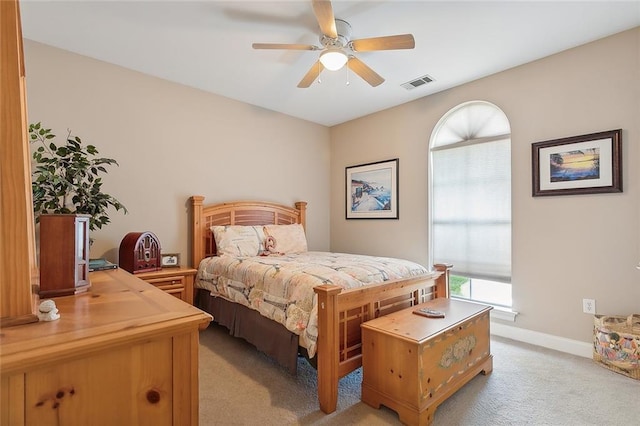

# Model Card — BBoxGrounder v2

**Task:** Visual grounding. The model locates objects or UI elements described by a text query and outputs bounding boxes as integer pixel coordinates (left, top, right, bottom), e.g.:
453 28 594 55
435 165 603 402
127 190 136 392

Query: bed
190 196 451 414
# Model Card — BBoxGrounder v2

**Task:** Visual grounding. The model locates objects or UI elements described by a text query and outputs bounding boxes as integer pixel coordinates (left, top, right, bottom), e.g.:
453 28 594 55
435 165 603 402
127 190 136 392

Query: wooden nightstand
135 267 197 304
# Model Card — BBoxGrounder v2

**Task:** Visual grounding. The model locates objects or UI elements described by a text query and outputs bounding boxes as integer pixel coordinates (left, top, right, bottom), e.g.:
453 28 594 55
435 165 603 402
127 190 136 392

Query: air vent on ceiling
401 74 434 91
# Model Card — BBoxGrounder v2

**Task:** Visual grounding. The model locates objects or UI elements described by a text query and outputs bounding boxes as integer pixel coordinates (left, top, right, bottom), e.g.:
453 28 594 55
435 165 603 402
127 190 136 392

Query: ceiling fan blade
312 0 337 38
350 34 415 52
252 43 318 50
347 57 384 87
297 61 325 88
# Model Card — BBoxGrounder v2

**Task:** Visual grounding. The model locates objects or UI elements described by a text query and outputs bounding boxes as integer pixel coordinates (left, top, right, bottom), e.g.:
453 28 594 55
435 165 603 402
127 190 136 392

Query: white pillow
263 224 308 254
211 225 265 257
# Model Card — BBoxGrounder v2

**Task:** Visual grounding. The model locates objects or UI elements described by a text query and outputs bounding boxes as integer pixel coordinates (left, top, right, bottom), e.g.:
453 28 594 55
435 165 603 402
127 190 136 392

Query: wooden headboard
189 196 307 268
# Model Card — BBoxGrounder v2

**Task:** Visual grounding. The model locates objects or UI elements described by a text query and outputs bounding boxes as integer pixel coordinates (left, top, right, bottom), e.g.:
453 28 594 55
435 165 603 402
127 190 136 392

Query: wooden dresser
135 267 197 304
0 269 212 426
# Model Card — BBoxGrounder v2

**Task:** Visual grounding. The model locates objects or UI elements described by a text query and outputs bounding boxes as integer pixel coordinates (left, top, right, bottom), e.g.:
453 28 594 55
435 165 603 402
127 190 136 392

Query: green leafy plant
29 122 127 231
449 274 470 296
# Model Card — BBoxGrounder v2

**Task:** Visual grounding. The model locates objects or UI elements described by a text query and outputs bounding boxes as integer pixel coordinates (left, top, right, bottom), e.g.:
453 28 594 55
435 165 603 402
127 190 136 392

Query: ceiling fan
252 0 415 88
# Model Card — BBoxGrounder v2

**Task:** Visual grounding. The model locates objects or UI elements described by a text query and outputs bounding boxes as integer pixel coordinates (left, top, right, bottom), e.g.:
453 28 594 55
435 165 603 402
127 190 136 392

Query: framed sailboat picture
346 158 398 219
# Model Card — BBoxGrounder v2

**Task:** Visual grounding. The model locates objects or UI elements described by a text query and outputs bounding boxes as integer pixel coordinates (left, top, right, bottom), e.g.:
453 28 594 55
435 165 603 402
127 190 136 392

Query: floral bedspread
195 251 430 357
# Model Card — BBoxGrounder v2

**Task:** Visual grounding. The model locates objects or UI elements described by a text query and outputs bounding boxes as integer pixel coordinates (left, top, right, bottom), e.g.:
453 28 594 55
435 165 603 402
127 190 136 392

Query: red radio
118 231 161 274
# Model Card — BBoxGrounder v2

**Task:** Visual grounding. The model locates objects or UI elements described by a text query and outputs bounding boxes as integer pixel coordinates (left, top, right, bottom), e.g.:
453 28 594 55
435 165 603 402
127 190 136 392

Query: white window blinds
430 101 511 283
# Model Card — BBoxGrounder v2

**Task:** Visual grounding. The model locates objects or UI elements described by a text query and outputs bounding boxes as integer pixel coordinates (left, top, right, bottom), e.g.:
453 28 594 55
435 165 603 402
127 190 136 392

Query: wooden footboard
189 196 451 415
314 264 451 414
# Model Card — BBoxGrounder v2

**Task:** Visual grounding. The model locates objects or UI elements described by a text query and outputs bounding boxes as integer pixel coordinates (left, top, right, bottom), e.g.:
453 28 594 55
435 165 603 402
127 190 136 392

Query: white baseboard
490 321 592 358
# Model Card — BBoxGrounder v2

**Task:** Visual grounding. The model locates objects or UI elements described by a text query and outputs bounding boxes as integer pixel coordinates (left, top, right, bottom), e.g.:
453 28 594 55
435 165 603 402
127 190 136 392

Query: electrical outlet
582 298 596 314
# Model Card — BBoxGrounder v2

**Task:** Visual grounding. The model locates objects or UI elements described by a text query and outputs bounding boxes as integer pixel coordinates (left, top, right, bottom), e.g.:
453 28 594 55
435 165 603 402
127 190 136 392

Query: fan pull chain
346 63 350 86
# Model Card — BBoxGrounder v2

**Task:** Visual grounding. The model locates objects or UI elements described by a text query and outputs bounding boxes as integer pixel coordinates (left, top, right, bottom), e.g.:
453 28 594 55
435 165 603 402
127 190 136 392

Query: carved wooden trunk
361 299 493 425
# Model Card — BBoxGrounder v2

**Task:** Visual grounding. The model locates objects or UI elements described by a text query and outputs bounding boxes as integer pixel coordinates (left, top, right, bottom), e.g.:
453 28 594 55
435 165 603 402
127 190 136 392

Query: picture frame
346 158 399 219
161 253 180 268
532 129 622 196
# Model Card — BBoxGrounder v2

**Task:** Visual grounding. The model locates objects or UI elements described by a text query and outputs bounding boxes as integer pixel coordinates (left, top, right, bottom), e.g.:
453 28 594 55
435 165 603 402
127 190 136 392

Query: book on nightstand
89 258 118 272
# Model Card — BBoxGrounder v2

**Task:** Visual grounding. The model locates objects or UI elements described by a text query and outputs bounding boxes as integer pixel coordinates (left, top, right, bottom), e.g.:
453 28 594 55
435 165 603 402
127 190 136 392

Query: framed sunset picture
532 129 622 196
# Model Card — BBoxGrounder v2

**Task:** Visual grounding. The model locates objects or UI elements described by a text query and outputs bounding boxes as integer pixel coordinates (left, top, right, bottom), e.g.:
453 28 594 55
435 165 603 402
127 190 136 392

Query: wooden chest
361 299 493 425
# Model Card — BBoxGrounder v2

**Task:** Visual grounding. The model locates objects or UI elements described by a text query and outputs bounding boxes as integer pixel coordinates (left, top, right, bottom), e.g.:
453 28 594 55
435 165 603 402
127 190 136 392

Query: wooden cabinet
136 267 197 304
39 214 91 298
361 299 493 425
0 268 212 426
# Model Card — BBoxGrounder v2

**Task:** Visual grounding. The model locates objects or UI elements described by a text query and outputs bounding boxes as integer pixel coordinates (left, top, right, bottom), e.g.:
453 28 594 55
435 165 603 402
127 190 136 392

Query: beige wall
24 28 639 347
24 40 331 265
330 28 640 343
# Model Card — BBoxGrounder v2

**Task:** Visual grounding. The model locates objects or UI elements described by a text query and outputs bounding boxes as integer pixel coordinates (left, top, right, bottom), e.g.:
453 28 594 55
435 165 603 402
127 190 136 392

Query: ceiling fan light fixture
319 48 348 71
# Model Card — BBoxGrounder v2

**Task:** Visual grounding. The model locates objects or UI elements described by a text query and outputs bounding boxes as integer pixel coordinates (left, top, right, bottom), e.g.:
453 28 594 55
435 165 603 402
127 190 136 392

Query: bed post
313 283 342 414
434 263 452 298
295 201 307 230
190 195 204 268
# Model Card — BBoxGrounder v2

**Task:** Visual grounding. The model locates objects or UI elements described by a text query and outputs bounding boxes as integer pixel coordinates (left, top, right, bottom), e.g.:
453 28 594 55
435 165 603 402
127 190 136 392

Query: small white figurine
38 299 60 321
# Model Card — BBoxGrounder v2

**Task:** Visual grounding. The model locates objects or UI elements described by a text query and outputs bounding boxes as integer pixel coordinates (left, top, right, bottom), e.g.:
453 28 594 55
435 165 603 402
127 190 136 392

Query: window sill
451 296 518 322
490 306 518 322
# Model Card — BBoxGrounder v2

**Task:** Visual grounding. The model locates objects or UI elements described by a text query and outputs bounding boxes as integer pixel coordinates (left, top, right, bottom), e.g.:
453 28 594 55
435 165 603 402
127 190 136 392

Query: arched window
429 101 511 307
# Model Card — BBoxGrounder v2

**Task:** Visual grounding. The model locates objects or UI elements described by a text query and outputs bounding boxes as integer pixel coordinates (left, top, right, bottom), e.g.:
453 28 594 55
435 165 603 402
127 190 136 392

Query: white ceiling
20 1 640 127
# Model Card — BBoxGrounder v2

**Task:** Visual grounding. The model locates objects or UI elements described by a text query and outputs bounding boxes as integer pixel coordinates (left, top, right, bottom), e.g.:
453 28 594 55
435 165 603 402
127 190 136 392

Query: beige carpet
199 323 640 425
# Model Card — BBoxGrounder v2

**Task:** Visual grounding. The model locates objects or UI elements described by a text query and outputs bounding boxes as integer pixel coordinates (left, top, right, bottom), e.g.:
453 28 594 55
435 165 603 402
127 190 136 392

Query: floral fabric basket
593 314 640 380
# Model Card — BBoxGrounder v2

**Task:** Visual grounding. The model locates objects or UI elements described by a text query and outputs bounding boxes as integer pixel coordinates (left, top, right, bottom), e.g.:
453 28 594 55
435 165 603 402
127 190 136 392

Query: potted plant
29 122 127 231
